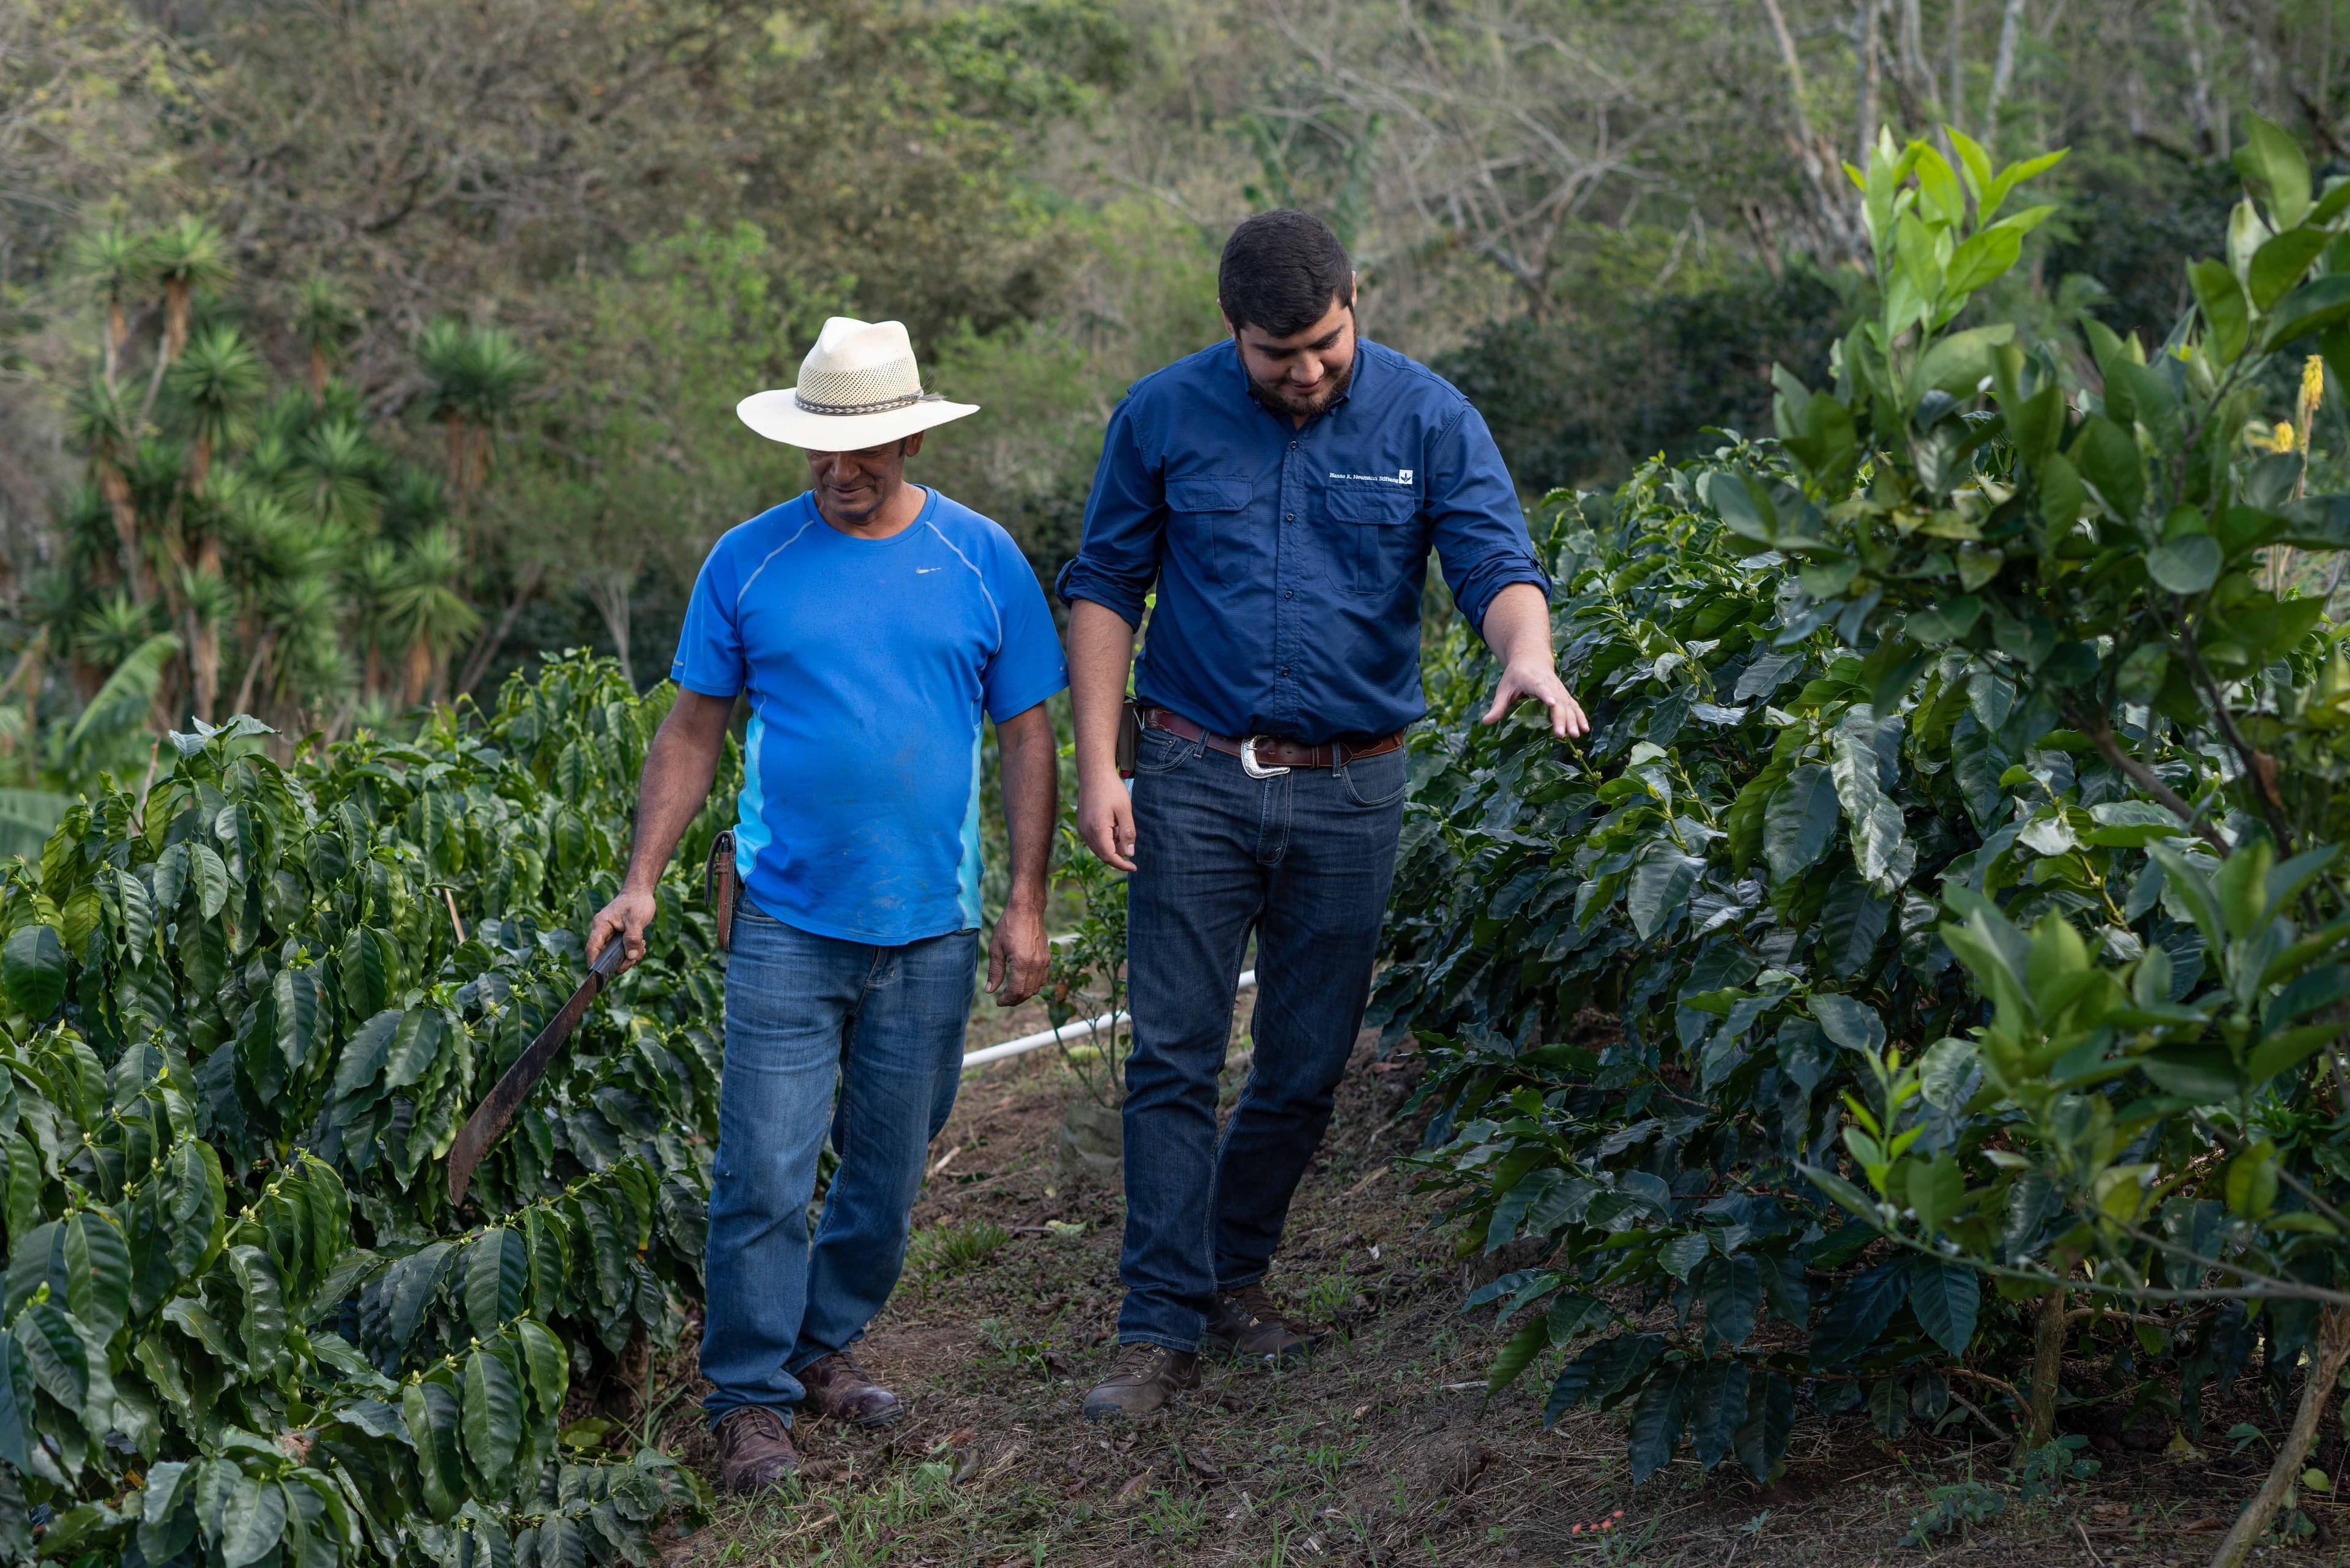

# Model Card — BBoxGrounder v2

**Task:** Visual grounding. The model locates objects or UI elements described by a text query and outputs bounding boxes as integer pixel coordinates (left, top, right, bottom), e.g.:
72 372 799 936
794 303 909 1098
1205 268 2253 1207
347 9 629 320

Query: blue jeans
1116 722 1408 1349
700 905 977 1425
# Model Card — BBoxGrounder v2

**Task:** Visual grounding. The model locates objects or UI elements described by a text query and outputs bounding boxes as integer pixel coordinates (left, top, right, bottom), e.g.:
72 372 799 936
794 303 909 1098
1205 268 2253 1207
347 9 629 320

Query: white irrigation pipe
960 969 1258 1072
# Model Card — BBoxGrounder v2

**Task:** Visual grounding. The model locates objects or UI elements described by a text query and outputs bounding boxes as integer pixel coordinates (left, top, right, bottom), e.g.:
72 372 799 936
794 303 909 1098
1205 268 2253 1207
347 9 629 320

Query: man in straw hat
587 317 1065 1490
1059 210 1588 1420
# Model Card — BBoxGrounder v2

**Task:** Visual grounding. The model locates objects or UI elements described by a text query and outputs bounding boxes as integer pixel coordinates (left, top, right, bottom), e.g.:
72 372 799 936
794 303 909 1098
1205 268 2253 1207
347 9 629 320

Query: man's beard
1247 350 1354 419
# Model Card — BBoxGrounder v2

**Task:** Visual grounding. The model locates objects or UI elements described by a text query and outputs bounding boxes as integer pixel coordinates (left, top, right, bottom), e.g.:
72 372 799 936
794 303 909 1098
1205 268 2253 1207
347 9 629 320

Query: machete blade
447 938 626 1206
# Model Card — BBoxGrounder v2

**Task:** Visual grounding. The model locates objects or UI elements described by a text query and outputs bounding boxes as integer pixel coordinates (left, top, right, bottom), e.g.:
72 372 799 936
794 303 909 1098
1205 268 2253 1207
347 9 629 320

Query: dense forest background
0 0 2341 781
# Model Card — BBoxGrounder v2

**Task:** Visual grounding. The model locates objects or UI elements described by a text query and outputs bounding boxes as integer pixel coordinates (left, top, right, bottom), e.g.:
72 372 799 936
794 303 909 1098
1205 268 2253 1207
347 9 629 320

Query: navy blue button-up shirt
1056 337 1548 744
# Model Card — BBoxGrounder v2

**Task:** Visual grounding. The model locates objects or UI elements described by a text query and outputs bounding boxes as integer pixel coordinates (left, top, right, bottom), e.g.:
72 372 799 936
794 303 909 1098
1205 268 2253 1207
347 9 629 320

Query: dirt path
646 1024 2333 1567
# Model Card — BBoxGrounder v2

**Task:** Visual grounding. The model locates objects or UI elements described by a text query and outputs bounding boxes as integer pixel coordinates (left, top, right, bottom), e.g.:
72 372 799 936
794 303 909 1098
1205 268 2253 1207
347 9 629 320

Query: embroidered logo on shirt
916 566 942 573
1330 469 1414 486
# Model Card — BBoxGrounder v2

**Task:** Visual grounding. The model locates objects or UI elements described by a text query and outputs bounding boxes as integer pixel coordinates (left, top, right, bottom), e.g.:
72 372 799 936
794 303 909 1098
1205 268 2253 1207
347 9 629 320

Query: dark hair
1218 210 1353 338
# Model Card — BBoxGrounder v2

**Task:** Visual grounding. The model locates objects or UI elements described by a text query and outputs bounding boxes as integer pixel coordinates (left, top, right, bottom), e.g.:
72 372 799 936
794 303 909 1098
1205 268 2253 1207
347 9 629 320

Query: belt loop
1334 739 1348 772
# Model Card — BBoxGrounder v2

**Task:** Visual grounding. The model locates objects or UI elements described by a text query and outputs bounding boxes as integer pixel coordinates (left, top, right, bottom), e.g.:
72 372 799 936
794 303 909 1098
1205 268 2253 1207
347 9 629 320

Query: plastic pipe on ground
960 969 1258 1072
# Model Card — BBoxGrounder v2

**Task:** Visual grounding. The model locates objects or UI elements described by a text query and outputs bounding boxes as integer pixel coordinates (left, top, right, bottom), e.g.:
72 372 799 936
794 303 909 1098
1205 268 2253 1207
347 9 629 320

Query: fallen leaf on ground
1116 1467 1156 1500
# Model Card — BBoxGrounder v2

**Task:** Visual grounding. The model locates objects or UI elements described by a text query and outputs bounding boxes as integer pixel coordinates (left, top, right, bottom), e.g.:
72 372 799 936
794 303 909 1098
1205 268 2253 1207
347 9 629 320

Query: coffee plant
0 653 731 1564
1381 123 2350 1563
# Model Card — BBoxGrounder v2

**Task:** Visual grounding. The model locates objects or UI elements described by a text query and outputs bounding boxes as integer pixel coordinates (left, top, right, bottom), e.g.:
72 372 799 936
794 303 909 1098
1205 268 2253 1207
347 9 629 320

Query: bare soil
638 1010 2346 1567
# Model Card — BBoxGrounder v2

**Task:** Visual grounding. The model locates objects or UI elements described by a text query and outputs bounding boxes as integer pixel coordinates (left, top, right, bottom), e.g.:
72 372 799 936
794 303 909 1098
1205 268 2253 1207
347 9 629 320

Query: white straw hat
736 317 978 451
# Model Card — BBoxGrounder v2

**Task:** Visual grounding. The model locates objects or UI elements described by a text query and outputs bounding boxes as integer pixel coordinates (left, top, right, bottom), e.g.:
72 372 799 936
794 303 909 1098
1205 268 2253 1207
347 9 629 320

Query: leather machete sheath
446 937 625 1205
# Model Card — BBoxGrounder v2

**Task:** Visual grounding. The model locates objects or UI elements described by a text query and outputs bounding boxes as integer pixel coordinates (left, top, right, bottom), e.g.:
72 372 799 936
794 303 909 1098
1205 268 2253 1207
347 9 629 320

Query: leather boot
1203 1283 1321 1367
1081 1342 1201 1421
713 1406 799 1493
798 1350 903 1427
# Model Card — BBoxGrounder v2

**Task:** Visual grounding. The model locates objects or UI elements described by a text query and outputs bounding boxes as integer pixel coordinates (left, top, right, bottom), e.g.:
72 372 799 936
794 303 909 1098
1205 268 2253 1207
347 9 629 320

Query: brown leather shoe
713 1406 798 1493
798 1350 903 1428
1081 1342 1201 1421
1204 1283 1321 1367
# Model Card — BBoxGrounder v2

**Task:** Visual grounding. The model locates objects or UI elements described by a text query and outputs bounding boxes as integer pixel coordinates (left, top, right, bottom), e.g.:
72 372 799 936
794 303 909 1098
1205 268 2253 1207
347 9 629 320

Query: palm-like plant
166 324 267 491
76 592 156 671
292 277 357 403
148 216 233 362
414 319 535 505
68 224 152 390
67 378 148 599
378 464 450 540
386 527 480 704
286 419 383 530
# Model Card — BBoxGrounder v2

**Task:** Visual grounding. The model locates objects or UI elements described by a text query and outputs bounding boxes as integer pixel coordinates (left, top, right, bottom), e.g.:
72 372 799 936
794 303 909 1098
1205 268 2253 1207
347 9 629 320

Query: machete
446 937 626 1205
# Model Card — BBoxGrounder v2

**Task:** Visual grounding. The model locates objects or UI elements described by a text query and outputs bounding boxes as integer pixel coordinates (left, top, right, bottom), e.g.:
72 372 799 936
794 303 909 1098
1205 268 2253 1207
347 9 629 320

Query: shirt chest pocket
1166 476 1251 586
1324 484 1420 595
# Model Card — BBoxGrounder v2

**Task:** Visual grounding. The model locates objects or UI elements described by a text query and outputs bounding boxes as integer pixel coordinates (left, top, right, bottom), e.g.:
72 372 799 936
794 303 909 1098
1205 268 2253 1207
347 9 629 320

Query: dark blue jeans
700 905 976 1425
1117 722 1408 1350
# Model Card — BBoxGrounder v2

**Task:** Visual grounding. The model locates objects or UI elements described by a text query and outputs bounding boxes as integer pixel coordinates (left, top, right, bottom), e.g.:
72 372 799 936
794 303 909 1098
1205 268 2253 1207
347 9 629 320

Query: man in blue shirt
588 318 1066 1488
1058 211 1587 1419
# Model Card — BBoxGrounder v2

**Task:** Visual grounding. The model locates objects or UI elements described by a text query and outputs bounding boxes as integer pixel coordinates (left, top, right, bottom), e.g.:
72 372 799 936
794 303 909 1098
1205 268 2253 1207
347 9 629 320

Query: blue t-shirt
670 488 1067 946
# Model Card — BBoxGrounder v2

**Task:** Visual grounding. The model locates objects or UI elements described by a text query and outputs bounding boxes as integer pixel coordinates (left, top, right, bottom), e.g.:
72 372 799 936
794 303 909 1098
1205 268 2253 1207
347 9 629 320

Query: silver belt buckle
1240 736 1291 779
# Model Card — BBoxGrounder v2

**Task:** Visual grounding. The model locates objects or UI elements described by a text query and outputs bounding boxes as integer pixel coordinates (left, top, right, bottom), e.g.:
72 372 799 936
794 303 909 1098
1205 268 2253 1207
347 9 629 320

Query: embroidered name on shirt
1329 469 1414 486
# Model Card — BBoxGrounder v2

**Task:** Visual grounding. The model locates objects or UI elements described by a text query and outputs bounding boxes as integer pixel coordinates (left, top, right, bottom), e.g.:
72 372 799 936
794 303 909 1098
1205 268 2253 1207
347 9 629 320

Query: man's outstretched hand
1483 659 1589 739
586 887 658 974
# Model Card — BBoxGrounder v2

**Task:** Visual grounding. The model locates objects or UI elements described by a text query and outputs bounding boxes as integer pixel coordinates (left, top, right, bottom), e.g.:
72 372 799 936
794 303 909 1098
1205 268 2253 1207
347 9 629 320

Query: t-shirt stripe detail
924 519 1003 644
733 515 821 611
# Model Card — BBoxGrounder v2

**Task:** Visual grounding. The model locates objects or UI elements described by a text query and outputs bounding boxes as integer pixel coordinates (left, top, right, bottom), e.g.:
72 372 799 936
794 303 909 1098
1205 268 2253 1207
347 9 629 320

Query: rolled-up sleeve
1425 404 1549 632
1054 399 1164 627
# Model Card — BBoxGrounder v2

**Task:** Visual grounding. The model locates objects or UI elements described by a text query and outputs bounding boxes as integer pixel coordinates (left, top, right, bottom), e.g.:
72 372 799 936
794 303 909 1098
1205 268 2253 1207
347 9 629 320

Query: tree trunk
188 537 223 724
1985 0 2026 127
1945 0 1966 135
98 467 148 602
164 280 192 362
230 627 277 718
2024 1283 2065 1451
2212 1305 2350 1568
445 413 470 506
308 348 329 406
1856 0 1881 162
105 304 127 392
404 638 433 707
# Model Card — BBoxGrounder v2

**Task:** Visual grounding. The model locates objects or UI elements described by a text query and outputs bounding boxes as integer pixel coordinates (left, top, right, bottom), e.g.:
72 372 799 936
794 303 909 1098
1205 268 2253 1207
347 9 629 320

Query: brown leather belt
1141 706 1405 773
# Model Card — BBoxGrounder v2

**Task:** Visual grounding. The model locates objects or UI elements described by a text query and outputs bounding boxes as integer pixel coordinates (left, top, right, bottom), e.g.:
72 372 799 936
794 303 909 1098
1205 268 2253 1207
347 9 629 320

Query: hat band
793 388 942 417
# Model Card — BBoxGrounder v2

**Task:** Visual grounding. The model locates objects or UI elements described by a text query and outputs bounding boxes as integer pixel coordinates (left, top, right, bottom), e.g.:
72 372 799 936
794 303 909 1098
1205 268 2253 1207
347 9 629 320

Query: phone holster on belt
1116 697 1144 778
705 829 739 952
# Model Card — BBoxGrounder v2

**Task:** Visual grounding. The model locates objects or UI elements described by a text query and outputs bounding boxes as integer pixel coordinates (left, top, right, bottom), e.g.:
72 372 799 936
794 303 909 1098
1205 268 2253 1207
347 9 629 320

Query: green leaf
1 924 65 1020
1903 1256 1979 1355
64 1212 132 1343
1809 993 1886 1053
384 1009 446 1091
191 843 229 919
1486 1315 1550 1394
275 966 321 1074
1905 596 1982 647
1627 845 1703 941
1625 1365 1688 1484
1909 324 2016 403
2249 225 2333 312
461 1346 523 1493
2262 273 2350 351
2146 535 2222 595
2190 259 2250 363
1658 1233 1710 1280
1980 151 2067 225
1944 224 2024 300
1699 1254 1762 1348
1733 1371 1796 1483
1764 764 1840 882
515 1318 570 1417
1810 1262 1908 1367
2234 113 2312 228
1907 1154 1965 1235
15 1301 88 1416
404 1380 464 1521
218 1473 288 1568
135 1458 197 1564
466 1229 529 1338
